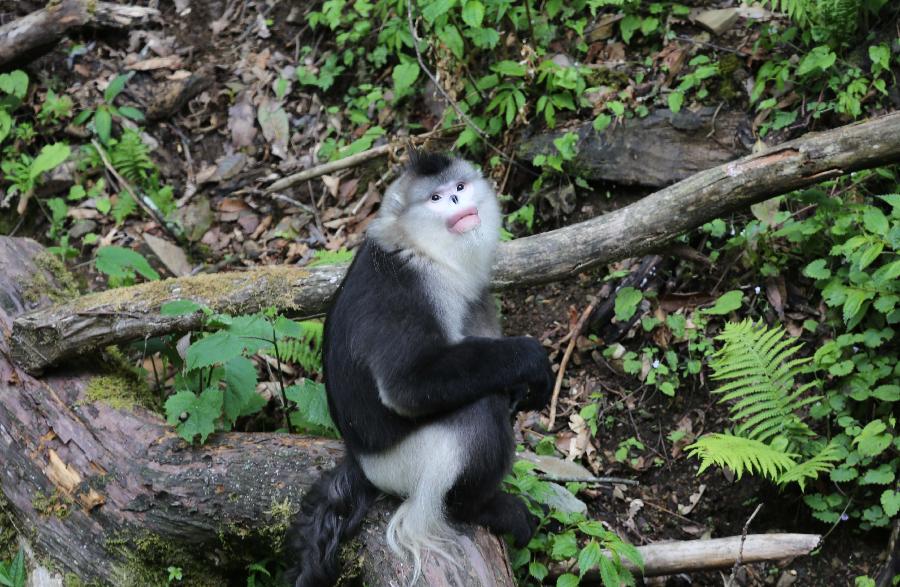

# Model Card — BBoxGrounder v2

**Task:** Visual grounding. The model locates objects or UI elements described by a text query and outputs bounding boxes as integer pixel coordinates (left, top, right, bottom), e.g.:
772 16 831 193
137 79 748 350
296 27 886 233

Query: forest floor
1 0 896 585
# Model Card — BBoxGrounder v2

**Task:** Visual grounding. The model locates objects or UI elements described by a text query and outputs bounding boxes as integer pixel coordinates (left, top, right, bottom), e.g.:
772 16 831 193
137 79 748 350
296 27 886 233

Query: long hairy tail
285 457 378 587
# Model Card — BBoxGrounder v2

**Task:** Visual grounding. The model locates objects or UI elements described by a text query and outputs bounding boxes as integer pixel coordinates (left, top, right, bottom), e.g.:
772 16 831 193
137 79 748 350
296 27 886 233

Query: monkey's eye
430 194 441 202
456 182 465 191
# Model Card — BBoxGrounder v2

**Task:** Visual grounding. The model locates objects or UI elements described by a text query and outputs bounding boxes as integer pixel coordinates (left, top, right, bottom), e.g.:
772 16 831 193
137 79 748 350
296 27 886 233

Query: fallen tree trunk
517 107 750 188
0 0 160 67
0 237 514 586
11 111 900 373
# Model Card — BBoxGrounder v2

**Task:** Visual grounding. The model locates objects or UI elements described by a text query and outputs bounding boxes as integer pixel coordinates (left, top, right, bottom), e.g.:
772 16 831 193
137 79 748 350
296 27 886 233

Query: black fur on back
285 457 378 587
407 146 452 177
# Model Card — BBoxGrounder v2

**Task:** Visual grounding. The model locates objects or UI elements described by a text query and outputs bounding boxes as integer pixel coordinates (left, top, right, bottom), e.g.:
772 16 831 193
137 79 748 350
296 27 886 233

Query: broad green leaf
286 379 336 433
619 14 641 43
830 467 858 482
869 44 890 73
467 27 499 48
556 573 578 587
703 290 743 315
29 142 70 180
614 287 643 321
551 530 578 559
492 60 526 77
392 62 420 97
803 259 831 279
597 555 620 587
863 206 889 235
860 464 894 486
872 385 899 402
668 91 684 113
881 489 899 517
223 356 262 424
95 245 160 281
186 331 245 370
461 0 484 27
593 113 612 132
0 70 28 99
164 388 223 444
853 420 892 457
842 289 872 323
797 46 836 76
528 561 548 581
422 0 456 23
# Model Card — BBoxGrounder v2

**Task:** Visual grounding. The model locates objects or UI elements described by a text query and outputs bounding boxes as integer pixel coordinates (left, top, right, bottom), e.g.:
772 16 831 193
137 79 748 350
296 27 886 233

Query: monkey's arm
372 335 552 418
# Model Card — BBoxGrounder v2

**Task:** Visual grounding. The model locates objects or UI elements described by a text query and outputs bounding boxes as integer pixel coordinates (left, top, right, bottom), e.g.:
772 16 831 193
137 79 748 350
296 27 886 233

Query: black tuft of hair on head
407 146 452 177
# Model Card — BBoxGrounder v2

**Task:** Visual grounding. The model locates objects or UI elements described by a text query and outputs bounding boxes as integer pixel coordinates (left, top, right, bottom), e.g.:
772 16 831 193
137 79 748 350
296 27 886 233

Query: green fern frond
686 433 798 482
278 320 324 373
758 0 812 26
709 319 820 443
778 442 842 490
110 129 155 183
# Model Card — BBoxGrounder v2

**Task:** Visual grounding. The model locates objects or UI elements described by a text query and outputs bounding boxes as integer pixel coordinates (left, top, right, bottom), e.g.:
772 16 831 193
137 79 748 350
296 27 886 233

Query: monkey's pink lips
447 207 480 234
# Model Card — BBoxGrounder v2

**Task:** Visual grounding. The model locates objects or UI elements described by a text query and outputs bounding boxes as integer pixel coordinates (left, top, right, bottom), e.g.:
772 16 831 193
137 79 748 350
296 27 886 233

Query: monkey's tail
285 457 378 587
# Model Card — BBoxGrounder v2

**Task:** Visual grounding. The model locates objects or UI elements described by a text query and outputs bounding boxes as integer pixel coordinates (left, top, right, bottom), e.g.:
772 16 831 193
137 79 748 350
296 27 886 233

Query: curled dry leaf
228 95 257 148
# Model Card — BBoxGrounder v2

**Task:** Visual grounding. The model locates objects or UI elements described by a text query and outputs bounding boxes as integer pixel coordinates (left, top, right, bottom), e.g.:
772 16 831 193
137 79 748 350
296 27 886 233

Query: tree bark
0 237 513 586
0 1 160 67
517 107 750 188
11 111 900 373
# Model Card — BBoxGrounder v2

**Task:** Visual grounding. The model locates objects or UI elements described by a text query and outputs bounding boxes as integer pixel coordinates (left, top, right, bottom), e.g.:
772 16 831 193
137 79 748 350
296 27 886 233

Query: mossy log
0 0 160 67
11 111 900 374
0 237 515 586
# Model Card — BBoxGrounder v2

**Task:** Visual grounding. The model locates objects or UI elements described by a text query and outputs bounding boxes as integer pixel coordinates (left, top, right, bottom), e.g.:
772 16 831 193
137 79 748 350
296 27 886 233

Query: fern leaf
709 319 820 443
686 433 798 482
778 442 842 490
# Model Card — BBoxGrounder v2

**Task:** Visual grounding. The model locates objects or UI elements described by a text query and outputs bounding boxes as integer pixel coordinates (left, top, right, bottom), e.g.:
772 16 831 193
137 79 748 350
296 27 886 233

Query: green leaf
422 0 456 23
392 62 420 98
593 113 612 132
863 206 889 236
186 331 246 370
551 530 578 559
438 25 464 59
223 356 262 424
619 14 641 43
529 561 549 581
161 300 208 316
853 420 892 457
703 290 743 315
286 379 336 433
872 384 899 402
842 289 872 323
860 464 894 486
597 555 620 587
0 110 11 145
577 540 602 577
467 27 499 48
881 489 899 517
94 108 112 144
803 259 831 279
668 91 684 113
29 142 70 180
461 0 484 27
830 466 859 482
614 287 643 321
556 573 579 587
492 60 526 77
104 72 134 103
869 44 890 73
117 105 145 122
164 388 223 444
797 46 836 76
0 70 28 99
95 246 160 281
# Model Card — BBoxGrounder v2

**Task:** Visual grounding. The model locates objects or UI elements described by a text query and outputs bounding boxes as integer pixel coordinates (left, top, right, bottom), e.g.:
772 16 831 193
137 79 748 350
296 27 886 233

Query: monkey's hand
515 337 554 412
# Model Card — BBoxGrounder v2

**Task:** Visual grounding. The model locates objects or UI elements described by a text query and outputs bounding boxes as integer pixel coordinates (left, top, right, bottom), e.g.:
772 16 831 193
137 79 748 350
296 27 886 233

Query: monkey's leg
444 395 538 547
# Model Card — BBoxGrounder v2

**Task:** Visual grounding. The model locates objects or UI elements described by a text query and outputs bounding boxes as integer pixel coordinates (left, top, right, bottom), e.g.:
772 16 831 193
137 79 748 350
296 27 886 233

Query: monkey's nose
450 195 459 204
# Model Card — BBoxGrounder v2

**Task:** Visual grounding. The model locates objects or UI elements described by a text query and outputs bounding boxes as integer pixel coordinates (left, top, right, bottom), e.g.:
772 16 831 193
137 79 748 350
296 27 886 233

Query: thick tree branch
0 0 159 67
10 112 900 373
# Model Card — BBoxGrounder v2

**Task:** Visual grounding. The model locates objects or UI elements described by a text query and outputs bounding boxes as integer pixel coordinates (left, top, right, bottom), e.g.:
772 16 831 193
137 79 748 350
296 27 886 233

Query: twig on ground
548 298 598 430
725 503 764 587
538 474 638 486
